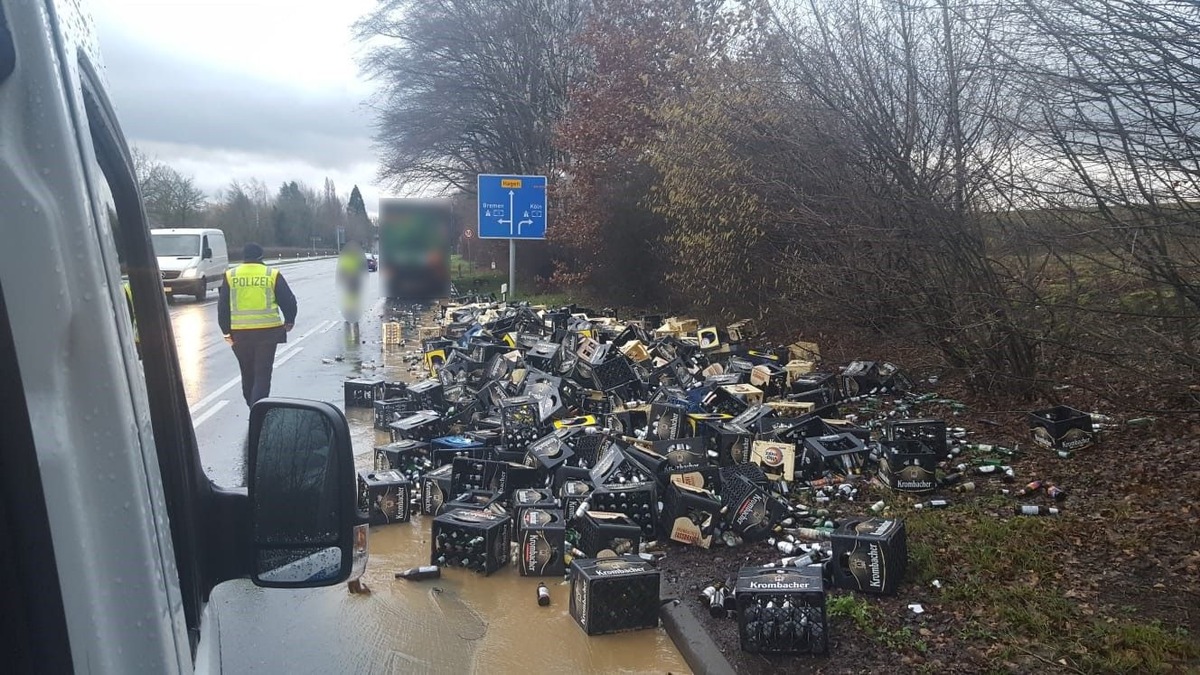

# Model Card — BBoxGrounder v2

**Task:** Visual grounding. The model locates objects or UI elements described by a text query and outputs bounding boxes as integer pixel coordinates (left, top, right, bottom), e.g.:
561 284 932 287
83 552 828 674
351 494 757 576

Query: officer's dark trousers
231 338 279 406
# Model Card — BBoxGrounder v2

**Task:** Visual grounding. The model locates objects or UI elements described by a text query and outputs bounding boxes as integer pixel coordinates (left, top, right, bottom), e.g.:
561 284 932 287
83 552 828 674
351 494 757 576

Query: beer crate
646 402 687 440
383 381 408 400
840 360 882 398
736 565 828 655
576 511 642 558
516 508 566 576
382 321 403 346
884 418 948 458
500 395 542 452
660 482 719 548
430 508 512 575
356 469 412 526
749 363 788 398
560 479 594 521
512 488 559 535
590 442 654 486
590 482 658 539
564 428 606 467
719 473 783 541
373 439 431 477
442 489 503 517
431 435 488 468
1028 405 1094 452
450 457 539 501
389 411 445 444
830 518 907 595
419 464 453 515
374 398 417 431
590 355 638 391
750 440 796 482
408 378 447 412
344 377 385 409
712 422 753 466
800 432 868 477
570 556 661 636
524 430 577 473
877 440 939 493
662 465 721 494
553 464 592 492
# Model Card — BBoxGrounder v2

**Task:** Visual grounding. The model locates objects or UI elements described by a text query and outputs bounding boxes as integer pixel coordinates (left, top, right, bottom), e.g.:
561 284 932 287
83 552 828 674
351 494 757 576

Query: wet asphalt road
172 259 691 674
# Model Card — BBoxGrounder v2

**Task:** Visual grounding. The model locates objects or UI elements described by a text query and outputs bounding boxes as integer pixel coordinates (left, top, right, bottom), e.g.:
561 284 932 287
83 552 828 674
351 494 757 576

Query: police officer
218 243 298 406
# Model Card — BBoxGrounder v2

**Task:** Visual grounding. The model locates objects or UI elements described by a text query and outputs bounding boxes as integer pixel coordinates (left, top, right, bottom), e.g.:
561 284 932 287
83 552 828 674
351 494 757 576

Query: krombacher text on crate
831 518 908 595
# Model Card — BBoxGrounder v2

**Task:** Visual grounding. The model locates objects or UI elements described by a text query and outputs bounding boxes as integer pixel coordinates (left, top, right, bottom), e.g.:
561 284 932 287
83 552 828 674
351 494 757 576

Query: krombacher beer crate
663 464 721 494
565 429 606 467
1028 405 1094 452
720 473 783 541
430 508 512 575
800 432 868 477
373 439 430 473
789 373 839 403
420 464 453 515
408 377 447 412
576 511 643 557
389 410 444 443
591 482 658 539
374 398 417 431
878 439 938 493
344 377 385 409
517 507 566 576
513 488 558 530
570 556 661 636
524 430 576 473
749 363 788 398
712 422 753 466
736 565 828 655
560 480 594 521
450 457 539 501
660 482 719 548
590 355 638 391
646 402 687 440
840 360 882 398
590 442 653 486
357 469 413 526
431 435 488 467
884 418 948 459
831 518 907 595
500 395 542 452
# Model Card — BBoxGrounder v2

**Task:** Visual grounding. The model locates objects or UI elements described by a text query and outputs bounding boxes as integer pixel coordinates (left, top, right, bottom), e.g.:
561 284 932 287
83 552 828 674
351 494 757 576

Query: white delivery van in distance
152 228 228 301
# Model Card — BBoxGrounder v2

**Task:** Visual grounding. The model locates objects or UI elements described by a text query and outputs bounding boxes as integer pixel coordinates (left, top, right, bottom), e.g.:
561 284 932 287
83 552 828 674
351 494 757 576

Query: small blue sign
477 174 547 239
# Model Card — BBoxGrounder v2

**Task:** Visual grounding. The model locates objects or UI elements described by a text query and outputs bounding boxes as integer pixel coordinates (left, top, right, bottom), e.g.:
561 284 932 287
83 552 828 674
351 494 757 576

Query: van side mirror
247 398 364 588
203 246 213 260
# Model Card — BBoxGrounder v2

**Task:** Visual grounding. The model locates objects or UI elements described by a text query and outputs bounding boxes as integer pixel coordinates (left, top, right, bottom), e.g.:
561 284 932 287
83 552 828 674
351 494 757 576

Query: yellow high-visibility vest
123 281 138 344
226 263 283 330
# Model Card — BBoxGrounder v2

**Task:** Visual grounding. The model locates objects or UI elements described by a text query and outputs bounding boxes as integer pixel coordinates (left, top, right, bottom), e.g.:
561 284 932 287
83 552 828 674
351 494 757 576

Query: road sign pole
509 238 516 298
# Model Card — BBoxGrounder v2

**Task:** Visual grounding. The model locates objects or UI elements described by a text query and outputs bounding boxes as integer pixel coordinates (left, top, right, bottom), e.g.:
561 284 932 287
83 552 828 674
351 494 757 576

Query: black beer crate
419 464 453 515
660 482 719 548
884 418 948 459
590 441 654 486
1028 405 1094 452
344 377 385 409
878 439 939 493
512 488 559 537
570 556 661 636
591 355 638 391
357 469 412 526
524 430 577 473
500 395 543 452
840 360 882 398
373 439 431 477
516 507 567 576
736 565 828 654
720 473 783 541
430 508 512 575
383 381 408 400
564 429 606 467
576 511 643 557
590 482 658 539
646 402 688 440
662 464 721 494
374 398 417 431
830 517 908 595
389 410 444 443
712 423 754 466
450 457 539 501
580 389 614 416
800 432 868 477
560 479 594 521
408 377 447 412
442 489 504 517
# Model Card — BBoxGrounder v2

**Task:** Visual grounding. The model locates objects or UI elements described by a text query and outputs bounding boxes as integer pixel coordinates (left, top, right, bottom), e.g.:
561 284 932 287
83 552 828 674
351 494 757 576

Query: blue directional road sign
477 174 547 239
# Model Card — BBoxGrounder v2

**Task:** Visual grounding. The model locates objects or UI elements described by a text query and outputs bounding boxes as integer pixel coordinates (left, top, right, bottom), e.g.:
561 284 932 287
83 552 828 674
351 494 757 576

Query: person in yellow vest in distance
122 277 141 359
218 243 298 407
336 240 367 323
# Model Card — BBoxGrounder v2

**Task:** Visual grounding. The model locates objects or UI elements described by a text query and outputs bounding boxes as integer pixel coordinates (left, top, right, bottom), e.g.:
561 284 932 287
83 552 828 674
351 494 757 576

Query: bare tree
131 147 208 227
354 0 591 192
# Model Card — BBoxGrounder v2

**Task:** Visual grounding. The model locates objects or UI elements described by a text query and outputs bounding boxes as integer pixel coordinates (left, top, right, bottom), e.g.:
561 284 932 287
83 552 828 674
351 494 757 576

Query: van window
153 233 201 257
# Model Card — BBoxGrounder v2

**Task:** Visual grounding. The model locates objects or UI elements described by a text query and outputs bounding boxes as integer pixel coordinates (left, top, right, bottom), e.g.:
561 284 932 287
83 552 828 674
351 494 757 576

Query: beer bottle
1045 485 1067 501
395 565 441 581
914 499 951 510
1015 480 1042 497
950 481 976 493
1015 505 1059 516
537 582 551 606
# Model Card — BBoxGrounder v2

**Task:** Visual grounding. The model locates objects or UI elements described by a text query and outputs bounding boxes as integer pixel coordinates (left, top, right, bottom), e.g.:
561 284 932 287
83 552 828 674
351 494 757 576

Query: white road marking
193 400 230 428
321 320 338 333
274 346 304 367
188 320 332 415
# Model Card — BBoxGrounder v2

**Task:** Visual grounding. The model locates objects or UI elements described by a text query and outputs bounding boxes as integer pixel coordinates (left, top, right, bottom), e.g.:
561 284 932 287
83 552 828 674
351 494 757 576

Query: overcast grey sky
94 0 383 214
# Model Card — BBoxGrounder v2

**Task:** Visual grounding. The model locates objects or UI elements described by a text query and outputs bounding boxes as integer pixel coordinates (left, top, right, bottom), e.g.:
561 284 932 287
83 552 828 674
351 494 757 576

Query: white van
151 228 229 301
